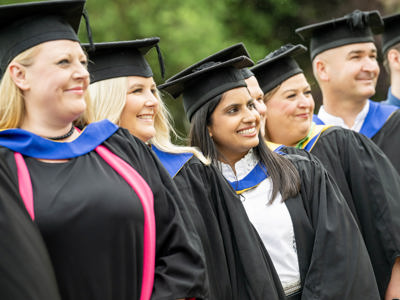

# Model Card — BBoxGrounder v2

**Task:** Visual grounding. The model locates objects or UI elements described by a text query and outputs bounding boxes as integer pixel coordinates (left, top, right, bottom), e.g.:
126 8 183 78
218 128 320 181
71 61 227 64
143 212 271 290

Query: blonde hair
86 77 210 165
0 46 40 129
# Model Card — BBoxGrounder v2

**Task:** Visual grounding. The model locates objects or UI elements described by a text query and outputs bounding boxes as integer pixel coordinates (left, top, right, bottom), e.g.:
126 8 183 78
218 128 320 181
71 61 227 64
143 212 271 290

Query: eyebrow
347 49 377 56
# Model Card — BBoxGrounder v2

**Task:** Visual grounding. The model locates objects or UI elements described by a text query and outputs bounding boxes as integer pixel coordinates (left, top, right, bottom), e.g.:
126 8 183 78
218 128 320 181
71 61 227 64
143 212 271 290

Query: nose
144 92 159 109
362 57 379 73
298 94 312 108
243 106 259 124
73 62 90 81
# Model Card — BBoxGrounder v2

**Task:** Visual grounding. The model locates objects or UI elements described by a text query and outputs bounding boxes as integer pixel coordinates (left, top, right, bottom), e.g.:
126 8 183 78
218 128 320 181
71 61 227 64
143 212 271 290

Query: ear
207 126 212 138
8 62 30 91
314 58 329 82
388 49 400 71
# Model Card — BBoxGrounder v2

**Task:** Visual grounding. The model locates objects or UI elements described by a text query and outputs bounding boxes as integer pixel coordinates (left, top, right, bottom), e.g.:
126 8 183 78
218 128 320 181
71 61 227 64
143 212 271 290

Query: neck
322 91 368 128
218 150 249 174
20 118 79 141
390 75 400 99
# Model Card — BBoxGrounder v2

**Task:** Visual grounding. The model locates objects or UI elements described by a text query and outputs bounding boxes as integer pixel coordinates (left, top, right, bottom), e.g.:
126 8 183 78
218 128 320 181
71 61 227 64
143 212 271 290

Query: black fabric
251 44 306 94
171 156 286 300
158 56 252 121
282 126 400 298
382 13 400 53
0 150 61 300
0 0 84 76
0 128 207 300
371 109 400 175
103 129 207 300
84 38 160 83
283 152 380 299
295 10 383 59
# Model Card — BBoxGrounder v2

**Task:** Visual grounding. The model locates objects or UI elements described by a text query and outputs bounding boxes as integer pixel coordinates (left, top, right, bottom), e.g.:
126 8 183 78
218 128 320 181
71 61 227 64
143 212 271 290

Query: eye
304 90 312 96
227 107 238 114
151 88 157 95
248 102 256 109
286 93 296 99
130 88 142 94
81 60 88 68
57 59 70 65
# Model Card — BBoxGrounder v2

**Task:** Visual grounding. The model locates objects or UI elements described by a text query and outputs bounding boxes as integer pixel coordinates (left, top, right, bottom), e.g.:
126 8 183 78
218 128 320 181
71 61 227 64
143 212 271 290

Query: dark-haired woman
159 53 380 299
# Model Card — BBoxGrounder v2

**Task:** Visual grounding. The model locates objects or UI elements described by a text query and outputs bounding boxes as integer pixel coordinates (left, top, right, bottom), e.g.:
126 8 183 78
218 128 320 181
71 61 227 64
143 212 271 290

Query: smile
237 127 257 135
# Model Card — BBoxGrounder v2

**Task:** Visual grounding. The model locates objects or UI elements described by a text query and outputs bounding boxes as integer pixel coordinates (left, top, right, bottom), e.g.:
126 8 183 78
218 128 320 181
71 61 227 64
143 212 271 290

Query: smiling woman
0 1 206 300
159 46 381 299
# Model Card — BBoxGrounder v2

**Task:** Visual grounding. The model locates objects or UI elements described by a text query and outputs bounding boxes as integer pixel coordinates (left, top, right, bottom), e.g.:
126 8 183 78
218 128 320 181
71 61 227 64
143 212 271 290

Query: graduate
296 10 400 174
251 43 400 299
158 48 380 299
0 1 207 299
381 13 400 107
83 39 286 300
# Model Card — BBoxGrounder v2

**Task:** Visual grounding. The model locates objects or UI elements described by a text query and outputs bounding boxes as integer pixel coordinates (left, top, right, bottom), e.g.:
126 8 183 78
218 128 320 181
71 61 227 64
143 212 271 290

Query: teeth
138 115 153 119
238 127 256 135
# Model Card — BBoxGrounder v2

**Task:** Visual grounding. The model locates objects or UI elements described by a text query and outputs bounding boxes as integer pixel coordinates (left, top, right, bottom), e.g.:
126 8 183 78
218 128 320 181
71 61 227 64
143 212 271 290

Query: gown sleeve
310 128 400 297
286 152 380 299
371 109 400 174
103 129 207 300
0 148 61 300
174 158 286 300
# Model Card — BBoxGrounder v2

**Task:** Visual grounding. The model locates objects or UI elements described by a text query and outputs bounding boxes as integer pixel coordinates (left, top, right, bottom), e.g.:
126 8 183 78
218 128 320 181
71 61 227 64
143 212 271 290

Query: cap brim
158 55 253 98
251 44 307 73
83 37 160 55
165 43 250 83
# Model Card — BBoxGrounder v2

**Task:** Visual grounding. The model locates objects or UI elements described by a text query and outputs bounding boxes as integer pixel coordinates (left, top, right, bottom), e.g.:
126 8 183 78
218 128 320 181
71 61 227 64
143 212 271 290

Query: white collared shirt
317 101 370 132
220 150 300 293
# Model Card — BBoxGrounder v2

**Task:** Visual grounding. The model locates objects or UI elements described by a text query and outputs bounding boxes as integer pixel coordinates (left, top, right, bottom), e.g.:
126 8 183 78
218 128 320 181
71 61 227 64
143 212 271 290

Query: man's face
322 42 380 101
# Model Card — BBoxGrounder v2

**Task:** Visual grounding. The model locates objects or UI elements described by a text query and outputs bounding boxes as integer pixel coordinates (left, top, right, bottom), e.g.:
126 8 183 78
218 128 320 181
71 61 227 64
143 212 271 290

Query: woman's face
265 73 314 146
120 76 159 142
245 75 266 135
21 40 89 123
208 86 260 164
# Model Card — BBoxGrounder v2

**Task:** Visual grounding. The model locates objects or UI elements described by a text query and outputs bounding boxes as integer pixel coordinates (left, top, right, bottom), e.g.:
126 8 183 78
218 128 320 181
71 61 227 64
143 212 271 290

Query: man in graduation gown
381 13 400 107
296 10 400 174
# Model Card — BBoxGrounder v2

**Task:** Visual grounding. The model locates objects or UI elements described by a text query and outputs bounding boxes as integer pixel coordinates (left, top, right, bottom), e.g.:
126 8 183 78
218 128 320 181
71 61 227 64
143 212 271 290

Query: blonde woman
0 1 206 300
84 39 286 300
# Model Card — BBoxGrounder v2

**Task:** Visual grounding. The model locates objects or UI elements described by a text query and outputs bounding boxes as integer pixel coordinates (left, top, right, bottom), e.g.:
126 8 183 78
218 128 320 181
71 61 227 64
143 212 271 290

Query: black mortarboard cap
251 44 307 94
165 43 251 83
296 10 383 60
0 0 86 76
83 38 161 83
158 55 253 121
382 13 400 54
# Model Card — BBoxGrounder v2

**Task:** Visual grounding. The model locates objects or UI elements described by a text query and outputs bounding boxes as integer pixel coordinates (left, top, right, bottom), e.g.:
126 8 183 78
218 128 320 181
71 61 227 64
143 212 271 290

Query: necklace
46 125 75 140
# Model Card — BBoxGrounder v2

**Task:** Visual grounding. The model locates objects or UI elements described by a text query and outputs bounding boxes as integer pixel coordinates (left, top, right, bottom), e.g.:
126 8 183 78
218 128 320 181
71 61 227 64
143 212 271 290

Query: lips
137 114 154 120
237 126 257 136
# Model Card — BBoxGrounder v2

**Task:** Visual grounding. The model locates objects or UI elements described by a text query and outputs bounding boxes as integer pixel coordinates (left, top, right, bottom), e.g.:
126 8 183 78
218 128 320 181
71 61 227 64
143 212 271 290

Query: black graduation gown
314 100 400 175
281 126 400 298
284 153 380 299
370 109 400 175
0 150 61 300
0 120 206 300
152 148 286 300
226 151 380 299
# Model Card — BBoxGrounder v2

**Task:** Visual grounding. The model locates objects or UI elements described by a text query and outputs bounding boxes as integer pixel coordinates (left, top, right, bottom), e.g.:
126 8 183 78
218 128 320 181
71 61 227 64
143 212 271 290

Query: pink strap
14 152 35 220
95 145 155 300
14 148 156 300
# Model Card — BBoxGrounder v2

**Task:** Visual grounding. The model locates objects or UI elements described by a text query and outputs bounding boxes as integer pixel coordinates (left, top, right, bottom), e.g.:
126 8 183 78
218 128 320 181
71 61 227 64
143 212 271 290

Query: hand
385 257 400 300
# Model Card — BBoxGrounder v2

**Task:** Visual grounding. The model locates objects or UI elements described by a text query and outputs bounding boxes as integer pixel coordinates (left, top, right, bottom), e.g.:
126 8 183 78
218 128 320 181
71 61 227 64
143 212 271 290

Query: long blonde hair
0 46 40 129
86 77 210 164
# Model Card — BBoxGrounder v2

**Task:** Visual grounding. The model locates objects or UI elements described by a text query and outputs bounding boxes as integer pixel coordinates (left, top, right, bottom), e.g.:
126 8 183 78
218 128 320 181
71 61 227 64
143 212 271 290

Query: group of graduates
0 0 400 300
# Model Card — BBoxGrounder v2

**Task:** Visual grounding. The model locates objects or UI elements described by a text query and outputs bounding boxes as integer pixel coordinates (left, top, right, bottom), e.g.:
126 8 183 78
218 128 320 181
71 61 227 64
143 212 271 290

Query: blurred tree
2 0 399 141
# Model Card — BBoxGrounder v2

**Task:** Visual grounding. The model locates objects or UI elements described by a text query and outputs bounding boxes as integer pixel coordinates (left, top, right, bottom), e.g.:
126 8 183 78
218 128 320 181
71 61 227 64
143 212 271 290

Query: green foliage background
4 0 400 141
